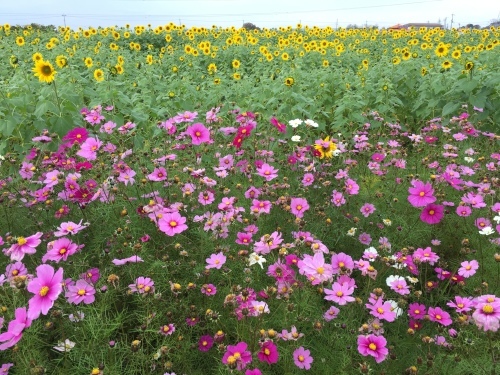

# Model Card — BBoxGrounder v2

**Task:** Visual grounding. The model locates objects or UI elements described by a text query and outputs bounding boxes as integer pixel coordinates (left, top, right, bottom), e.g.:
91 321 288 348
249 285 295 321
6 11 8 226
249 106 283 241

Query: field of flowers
0 22 499 375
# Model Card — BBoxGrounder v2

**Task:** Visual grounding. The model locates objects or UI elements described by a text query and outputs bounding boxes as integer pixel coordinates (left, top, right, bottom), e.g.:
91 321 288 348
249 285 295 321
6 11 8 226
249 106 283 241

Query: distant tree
242 22 260 31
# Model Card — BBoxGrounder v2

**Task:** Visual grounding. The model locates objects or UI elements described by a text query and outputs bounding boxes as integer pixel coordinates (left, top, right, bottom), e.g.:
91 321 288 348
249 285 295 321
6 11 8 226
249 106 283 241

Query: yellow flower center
419 192 425 196
264 348 270 355
39 286 49 296
336 291 343 297
59 248 67 254
170 221 177 227
77 289 86 296
316 267 324 274
17 237 27 246
298 355 305 362
369 343 377 350
377 307 384 314
482 304 493 314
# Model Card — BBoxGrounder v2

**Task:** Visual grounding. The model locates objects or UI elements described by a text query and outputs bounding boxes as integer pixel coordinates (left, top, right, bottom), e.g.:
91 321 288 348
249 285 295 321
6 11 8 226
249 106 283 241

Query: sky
0 0 499 30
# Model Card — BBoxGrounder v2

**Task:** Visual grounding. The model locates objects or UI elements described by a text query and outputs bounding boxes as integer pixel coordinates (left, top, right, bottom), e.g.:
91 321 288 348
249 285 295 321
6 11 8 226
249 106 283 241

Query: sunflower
146 55 153 65
451 50 461 59
314 136 337 159
115 64 124 75
434 44 448 57
207 63 217 74
284 77 294 86
441 60 452 70
322 59 329 67
464 61 474 71
213 78 221 85
84 57 93 68
421 67 428 76
32 52 43 62
93 69 104 82
232 59 241 69
233 72 241 80
33 59 56 83
56 55 68 68
281 52 289 61
16 36 25 46
392 57 401 65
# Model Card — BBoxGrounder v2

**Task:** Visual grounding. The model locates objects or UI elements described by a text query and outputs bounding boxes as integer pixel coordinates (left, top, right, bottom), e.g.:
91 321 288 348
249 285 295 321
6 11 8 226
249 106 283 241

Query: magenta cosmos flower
257 340 279 364
0 307 32 350
408 180 436 207
158 212 188 236
198 335 214 352
222 342 252 370
420 203 444 225
5 232 43 261
27 264 64 320
360 203 376 218
65 279 96 305
357 334 389 363
293 346 313 370
186 123 211 145
427 306 452 326
290 197 309 218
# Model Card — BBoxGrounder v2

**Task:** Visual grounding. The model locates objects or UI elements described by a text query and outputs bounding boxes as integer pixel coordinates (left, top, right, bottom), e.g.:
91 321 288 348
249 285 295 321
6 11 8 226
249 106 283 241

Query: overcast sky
1 0 498 29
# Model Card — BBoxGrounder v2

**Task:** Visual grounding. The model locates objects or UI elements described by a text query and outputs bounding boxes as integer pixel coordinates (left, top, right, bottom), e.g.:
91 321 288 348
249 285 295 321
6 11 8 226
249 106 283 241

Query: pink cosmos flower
408 302 427 320
413 247 440 265
458 260 479 278
43 170 60 188
324 306 340 321
147 167 168 182
245 369 262 375
472 297 500 332
111 255 143 266
4 232 43 261
63 127 88 145
290 197 309 218
331 190 346 206
302 173 315 186
186 123 211 145
42 237 80 263
331 252 354 274
250 199 271 215
270 116 286 133
206 252 226 269
158 212 188 236
159 323 175 336
174 110 198 123
201 284 217 296
360 203 376 217
198 190 215 205
293 346 313 370
65 279 96 304
27 264 64 320
446 296 474 313
407 180 436 207
456 205 472 217
358 232 372 245
222 342 252 371
428 306 452 326
420 203 444 225
357 334 389 363
388 276 410 295
298 252 333 285
198 335 214 352
345 178 359 195
129 276 155 294
76 137 102 160
236 232 253 246
54 220 87 236
0 307 32 350
19 161 35 179
257 340 279 364
256 163 278 181
324 281 355 305
5 262 28 281
366 299 396 322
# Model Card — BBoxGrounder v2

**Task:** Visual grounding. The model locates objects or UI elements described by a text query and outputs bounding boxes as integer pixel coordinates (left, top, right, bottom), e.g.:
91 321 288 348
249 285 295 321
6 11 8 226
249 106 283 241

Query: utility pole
443 17 447 29
62 14 66 27
450 14 454 29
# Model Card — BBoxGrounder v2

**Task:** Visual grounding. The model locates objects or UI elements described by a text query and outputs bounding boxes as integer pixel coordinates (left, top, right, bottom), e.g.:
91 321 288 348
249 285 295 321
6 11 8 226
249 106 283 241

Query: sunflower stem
52 80 62 117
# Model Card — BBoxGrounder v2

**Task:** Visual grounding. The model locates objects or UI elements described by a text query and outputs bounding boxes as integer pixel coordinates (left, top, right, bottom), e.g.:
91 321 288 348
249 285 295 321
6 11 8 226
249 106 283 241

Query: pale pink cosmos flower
206 252 226 269
4 232 43 261
324 281 355 305
331 252 354 274
111 255 143 266
27 264 64 320
54 220 88 237
458 260 479 278
345 178 359 195
360 203 376 217
129 276 155 294
293 346 313 370
302 173 315 186
76 137 102 160
446 296 474 313
298 252 333 285
472 296 500 332
324 306 340 321
256 163 278 181
413 247 440 265
42 237 80 263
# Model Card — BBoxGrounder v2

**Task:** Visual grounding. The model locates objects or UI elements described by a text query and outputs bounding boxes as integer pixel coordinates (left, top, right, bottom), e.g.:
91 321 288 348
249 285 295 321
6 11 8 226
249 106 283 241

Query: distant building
388 23 443 30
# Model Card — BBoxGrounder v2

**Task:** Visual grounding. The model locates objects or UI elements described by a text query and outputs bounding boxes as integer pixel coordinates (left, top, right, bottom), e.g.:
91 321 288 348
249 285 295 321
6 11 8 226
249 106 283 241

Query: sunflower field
0 22 499 375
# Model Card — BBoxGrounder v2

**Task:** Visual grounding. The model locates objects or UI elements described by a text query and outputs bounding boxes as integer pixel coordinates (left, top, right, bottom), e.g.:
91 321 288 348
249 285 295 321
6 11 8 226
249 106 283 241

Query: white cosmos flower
291 135 301 142
304 119 319 128
479 226 495 235
288 119 303 128
248 252 266 268
54 339 76 352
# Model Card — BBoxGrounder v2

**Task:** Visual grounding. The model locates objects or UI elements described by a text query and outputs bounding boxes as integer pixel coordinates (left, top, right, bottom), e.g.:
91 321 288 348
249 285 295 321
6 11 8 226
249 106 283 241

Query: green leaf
442 102 460 117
